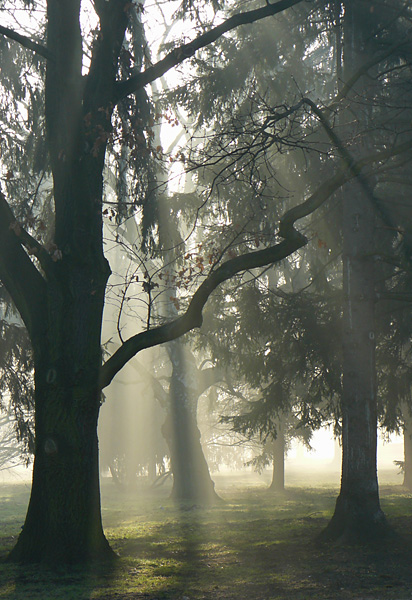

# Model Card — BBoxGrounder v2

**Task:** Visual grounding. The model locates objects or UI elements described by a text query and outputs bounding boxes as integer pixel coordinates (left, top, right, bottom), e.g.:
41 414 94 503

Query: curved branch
100 131 412 390
326 41 409 115
279 137 412 238
0 25 52 61
114 0 303 102
100 227 305 389
0 193 47 342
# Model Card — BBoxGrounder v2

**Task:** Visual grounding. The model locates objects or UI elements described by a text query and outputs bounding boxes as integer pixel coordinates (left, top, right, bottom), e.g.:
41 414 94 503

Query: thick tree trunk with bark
8 379 112 563
6 0 125 562
320 177 387 541
9 247 113 562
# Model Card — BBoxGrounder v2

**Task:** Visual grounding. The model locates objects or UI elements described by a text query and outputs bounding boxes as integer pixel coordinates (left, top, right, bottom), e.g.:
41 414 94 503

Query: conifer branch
114 0 303 102
99 136 412 388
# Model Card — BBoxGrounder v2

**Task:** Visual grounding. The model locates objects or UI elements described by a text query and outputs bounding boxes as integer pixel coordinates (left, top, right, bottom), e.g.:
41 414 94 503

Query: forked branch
100 227 306 389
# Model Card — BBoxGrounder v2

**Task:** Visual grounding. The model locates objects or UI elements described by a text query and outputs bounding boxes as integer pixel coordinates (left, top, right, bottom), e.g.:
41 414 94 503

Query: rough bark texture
7 198 114 562
8 374 112 563
6 0 127 563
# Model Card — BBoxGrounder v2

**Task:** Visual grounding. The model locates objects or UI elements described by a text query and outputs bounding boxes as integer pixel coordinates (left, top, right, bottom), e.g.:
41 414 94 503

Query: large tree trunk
9 253 114 562
8 13 115 553
8 381 112 563
320 1 389 543
7 0 128 564
320 176 387 540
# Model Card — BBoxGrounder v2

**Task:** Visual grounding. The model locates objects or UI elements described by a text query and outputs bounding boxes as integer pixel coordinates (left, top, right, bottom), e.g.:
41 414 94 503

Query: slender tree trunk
403 410 412 490
321 173 387 540
320 1 388 543
268 423 285 492
163 341 221 504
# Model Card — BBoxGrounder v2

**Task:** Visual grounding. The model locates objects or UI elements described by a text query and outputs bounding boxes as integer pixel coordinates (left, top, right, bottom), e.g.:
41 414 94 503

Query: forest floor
0 469 412 599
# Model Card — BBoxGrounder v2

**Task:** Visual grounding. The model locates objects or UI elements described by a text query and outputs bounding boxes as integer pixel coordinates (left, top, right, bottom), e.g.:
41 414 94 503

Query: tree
320 0 412 543
176 0 412 541
128 346 224 502
1 0 410 564
0 0 313 564
205 282 340 491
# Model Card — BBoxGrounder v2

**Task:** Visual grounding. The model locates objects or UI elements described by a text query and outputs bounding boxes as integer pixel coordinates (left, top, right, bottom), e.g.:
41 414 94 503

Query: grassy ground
1 471 412 599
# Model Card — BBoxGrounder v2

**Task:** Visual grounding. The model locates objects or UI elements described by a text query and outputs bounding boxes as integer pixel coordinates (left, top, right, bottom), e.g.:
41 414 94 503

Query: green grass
1 475 412 599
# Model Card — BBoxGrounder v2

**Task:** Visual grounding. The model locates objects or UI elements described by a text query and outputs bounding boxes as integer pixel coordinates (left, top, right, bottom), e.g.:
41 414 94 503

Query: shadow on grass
0 561 120 600
107 485 412 600
1 483 412 599
105 487 335 599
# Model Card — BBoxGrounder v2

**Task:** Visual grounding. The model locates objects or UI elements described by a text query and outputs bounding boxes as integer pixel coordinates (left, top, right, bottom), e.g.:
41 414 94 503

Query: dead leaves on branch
8 220 21 236
46 243 62 262
8 219 62 265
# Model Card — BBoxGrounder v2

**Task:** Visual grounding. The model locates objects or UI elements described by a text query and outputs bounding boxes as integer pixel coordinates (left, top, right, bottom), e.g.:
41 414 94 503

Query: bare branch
326 41 409 114
0 25 52 61
114 0 304 102
100 227 305 389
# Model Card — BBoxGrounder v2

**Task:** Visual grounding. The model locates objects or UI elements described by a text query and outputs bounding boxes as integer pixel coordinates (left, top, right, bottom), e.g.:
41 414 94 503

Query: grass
1 471 412 599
